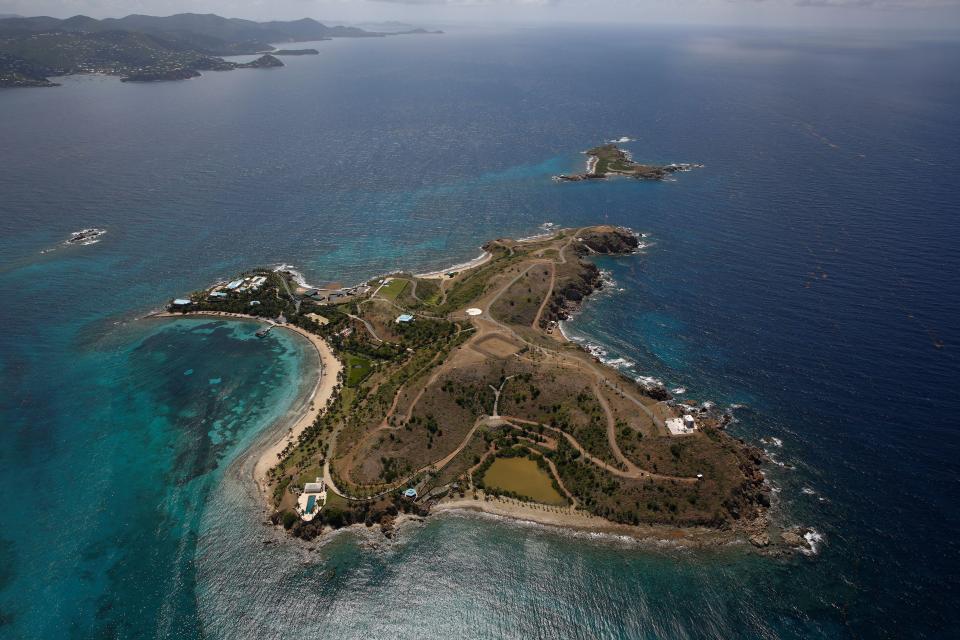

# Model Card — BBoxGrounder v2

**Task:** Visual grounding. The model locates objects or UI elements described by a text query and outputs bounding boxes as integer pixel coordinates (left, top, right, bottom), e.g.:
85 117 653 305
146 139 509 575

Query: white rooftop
666 417 695 435
303 481 325 494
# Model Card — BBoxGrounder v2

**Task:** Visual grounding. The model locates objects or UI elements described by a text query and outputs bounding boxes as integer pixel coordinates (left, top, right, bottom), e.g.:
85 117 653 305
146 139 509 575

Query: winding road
320 227 694 504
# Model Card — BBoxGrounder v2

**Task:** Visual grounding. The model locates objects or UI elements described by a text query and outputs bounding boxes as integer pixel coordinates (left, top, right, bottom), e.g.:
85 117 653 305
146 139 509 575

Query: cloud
794 0 960 7
369 0 559 4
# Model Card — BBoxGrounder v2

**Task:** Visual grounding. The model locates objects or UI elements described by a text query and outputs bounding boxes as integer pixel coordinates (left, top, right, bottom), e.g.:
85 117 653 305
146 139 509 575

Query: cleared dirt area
489 263 553 327
472 334 523 359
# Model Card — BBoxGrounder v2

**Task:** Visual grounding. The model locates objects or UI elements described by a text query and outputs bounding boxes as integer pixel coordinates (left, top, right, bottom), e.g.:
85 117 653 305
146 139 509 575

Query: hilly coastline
0 12 435 87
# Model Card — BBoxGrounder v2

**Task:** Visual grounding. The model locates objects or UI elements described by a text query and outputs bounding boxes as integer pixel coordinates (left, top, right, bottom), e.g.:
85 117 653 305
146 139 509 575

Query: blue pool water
0 26 958 639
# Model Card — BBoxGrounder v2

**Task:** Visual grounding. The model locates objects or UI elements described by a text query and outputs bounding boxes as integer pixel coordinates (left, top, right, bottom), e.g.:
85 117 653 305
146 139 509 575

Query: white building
666 416 696 436
297 478 327 522
303 481 325 494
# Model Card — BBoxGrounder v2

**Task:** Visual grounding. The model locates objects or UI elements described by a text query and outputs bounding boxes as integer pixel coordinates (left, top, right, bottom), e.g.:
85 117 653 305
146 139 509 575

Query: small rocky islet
65 228 106 245
555 143 702 182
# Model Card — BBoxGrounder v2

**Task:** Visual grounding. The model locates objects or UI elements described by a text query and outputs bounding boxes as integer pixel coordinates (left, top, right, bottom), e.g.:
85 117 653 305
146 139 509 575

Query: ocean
1 25 958 639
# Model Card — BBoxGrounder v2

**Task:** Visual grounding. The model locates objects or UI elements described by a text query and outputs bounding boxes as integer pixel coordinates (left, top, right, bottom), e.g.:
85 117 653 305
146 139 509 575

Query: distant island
271 49 320 56
556 143 702 182
0 13 439 87
158 226 811 552
355 21 444 35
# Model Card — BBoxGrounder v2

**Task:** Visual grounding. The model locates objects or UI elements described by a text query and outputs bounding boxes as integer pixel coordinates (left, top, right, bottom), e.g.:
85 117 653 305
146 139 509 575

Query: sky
0 0 958 30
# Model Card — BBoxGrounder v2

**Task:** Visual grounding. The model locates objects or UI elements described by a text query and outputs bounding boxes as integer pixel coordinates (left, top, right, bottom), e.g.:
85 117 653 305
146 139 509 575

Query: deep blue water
1 26 959 639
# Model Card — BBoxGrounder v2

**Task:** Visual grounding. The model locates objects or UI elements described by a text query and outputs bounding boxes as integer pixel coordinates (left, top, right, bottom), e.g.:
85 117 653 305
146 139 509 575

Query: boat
256 326 272 338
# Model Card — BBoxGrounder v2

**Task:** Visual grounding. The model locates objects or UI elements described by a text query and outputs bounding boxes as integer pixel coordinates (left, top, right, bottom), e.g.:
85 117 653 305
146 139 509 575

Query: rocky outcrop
554 173 606 182
273 493 430 541
745 515 771 548
539 227 638 328
780 526 823 555
65 228 106 245
643 385 672 401
720 439 772 546
575 226 640 255
237 54 284 69
540 262 601 327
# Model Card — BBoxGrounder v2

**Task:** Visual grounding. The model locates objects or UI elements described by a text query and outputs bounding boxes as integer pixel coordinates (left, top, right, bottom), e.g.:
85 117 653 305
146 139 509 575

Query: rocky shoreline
276 489 811 556
535 227 778 548
539 226 640 329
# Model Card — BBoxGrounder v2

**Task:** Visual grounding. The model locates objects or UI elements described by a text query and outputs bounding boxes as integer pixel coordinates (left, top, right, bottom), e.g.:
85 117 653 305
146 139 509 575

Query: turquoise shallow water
0 316 316 637
1 26 958 638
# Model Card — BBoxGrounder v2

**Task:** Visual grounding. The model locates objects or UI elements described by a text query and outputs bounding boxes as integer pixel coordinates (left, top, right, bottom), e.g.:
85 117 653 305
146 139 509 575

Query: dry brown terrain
262 226 769 537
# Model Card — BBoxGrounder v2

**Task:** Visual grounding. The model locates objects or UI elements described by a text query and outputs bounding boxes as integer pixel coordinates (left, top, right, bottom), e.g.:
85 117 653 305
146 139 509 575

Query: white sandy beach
251 323 341 498
414 250 492 279
432 495 735 546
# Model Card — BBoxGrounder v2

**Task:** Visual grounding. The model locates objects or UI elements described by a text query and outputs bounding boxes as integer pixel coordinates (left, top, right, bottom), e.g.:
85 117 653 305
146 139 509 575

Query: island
162 226 795 551
65 228 106 245
270 49 320 56
0 13 436 88
555 143 702 182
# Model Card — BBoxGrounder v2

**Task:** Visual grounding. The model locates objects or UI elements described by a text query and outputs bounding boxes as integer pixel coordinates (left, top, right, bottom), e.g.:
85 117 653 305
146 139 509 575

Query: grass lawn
343 352 373 387
296 465 324 490
324 490 350 511
483 456 567 506
412 278 440 303
379 278 408 301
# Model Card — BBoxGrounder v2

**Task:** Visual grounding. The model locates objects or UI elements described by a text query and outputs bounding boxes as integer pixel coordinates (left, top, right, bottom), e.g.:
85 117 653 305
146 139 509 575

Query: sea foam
802 530 825 556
